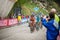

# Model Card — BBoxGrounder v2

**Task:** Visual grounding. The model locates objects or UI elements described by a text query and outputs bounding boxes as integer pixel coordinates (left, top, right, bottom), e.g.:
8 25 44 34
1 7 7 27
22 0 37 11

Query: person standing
50 8 59 23
17 14 21 24
50 8 59 33
41 12 59 40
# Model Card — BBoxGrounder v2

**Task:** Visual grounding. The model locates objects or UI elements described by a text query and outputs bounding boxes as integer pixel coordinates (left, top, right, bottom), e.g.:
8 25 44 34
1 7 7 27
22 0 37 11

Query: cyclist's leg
36 22 39 31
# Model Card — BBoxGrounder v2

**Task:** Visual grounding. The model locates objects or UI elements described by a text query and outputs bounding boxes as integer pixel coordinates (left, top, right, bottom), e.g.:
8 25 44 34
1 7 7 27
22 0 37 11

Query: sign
0 19 7 26
0 18 18 28
9 19 18 25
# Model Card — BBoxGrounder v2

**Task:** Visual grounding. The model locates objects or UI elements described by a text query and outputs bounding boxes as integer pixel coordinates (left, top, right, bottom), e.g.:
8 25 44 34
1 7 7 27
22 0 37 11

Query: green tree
8 0 31 18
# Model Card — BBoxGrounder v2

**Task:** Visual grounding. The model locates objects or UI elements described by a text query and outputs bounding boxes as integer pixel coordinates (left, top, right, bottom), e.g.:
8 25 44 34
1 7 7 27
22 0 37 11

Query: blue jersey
36 16 40 22
42 18 59 40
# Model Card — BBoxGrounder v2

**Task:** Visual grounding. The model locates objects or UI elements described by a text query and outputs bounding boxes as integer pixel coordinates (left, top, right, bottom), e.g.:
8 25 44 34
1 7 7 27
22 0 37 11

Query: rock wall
0 0 17 18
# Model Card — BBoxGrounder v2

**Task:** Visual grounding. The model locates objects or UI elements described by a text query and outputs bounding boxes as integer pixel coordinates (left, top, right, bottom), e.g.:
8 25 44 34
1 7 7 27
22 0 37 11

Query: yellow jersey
17 16 21 21
55 14 59 23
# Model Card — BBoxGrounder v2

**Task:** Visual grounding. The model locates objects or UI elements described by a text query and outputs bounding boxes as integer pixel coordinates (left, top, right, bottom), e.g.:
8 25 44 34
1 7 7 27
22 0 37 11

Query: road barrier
0 18 29 28
0 19 7 27
8 19 18 26
0 18 18 28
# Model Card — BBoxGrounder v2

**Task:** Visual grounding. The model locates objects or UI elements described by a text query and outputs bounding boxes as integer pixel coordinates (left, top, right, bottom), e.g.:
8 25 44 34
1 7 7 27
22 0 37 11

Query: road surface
0 23 46 40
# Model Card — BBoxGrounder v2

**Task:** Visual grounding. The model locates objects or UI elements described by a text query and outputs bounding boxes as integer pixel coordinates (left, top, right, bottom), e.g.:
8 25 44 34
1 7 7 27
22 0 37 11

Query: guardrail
0 18 29 29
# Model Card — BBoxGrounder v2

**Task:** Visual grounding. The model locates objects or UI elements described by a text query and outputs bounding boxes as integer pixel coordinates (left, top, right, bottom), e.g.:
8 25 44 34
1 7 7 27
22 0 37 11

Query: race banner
8 19 18 26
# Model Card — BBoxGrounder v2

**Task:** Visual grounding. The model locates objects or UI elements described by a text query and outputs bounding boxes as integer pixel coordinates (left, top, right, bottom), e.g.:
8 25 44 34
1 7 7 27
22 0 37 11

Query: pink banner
0 18 18 27
0 19 7 26
8 19 18 26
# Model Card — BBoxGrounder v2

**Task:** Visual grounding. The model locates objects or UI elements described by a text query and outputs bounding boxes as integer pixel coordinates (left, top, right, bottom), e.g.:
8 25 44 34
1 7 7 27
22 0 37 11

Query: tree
8 0 31 18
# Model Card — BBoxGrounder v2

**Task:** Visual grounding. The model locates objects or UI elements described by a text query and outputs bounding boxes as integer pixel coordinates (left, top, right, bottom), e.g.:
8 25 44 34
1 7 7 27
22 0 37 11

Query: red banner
0 18 18 27
8 19 18 26
0 19 7 26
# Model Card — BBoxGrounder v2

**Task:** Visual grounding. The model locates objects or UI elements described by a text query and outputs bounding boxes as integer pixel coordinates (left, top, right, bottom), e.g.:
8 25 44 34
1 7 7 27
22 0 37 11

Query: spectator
21 15 24 19
17 14 21 24
26 15 28 18
50 8 59 23
41 12 59 40
50 8 60 34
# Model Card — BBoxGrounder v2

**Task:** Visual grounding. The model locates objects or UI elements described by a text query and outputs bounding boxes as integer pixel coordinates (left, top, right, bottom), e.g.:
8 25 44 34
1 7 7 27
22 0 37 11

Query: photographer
41 12 59 40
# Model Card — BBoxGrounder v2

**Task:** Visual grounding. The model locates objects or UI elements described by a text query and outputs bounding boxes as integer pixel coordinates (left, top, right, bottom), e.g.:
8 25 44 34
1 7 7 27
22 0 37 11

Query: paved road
0 23 46 40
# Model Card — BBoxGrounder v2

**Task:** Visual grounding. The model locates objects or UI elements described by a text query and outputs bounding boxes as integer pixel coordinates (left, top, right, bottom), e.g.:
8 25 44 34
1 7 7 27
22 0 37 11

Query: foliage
8 0 31 17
